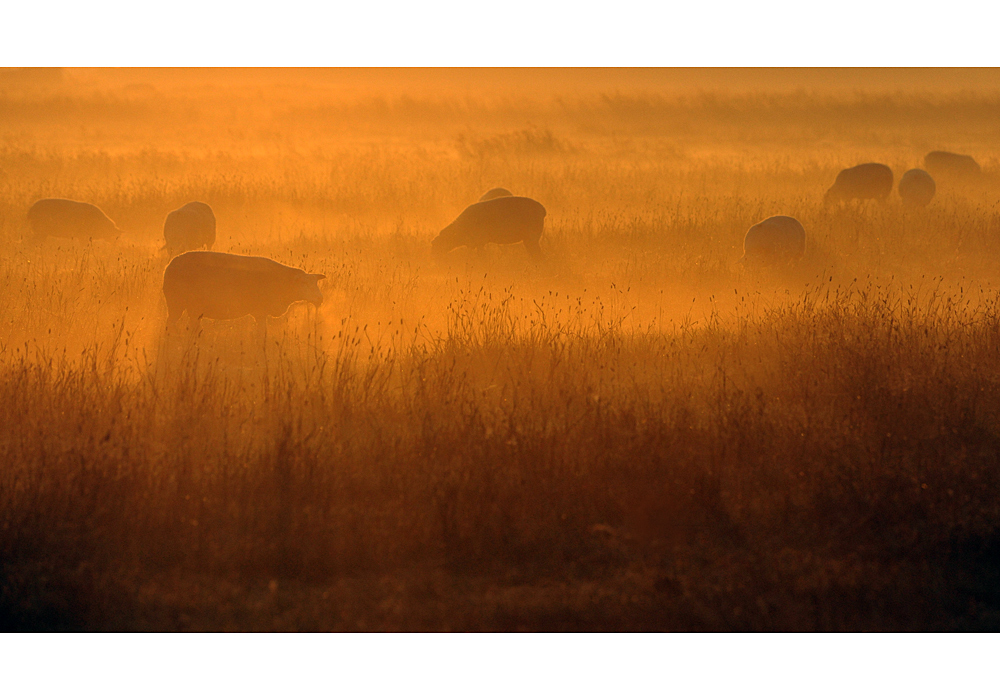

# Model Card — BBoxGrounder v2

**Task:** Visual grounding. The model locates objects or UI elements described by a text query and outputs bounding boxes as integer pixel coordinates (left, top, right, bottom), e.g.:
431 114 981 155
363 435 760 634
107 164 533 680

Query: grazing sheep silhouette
824 163 894 205
924 151 982 181
898 169 936 208
479 187 514 202
432 196 546 259
740 216 806 266
163 251 324 329
163 201 216 257
27 198 121 241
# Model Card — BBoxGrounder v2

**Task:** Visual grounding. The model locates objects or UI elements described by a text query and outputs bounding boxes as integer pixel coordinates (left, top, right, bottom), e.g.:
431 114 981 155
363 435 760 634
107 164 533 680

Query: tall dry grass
1 69 1000 630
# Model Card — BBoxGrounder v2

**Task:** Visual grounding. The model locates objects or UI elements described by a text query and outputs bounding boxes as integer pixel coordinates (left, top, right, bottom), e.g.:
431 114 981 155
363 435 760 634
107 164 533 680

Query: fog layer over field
2 68 1000 630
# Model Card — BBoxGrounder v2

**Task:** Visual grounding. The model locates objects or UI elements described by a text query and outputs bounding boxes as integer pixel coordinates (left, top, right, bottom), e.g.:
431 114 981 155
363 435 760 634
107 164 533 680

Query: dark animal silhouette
27 198 121 241
740 216 806 266
432 196 546 259
824 163 894 205
924 151 981 180
163 251 324 328
898 169 936 208
479 187 514 202
163 201 216 257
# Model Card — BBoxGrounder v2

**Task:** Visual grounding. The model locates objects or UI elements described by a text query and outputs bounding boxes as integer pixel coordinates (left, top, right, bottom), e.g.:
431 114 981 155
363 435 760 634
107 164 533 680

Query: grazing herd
740 216 806 266
750 150 982 265
163 251 325 330
25 197 325 330
823 163 894 205
432 193 546 260
925 150 981 180
18 149 985 329
27 198 122 241
898 169 936 208
163 201 217 258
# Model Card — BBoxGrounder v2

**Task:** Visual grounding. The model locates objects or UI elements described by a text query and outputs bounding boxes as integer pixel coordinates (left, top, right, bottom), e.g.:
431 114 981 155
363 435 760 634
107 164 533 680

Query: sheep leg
523 238 543 260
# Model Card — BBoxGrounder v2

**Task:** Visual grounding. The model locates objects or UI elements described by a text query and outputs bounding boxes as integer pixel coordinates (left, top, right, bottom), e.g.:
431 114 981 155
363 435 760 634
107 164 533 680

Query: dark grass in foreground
2 284 1000 631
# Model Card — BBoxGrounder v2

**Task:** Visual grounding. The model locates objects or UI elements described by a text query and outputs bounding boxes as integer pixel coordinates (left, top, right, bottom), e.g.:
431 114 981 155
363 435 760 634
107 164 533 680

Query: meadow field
2 68 1000 630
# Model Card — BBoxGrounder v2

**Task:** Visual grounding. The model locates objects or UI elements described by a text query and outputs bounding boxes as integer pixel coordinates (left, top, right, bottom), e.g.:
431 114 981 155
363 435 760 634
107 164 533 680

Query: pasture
1 68 1000 630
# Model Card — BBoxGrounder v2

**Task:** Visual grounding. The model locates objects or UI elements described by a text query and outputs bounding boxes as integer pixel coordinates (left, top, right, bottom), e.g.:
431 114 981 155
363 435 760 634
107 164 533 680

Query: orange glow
2 67 999 631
